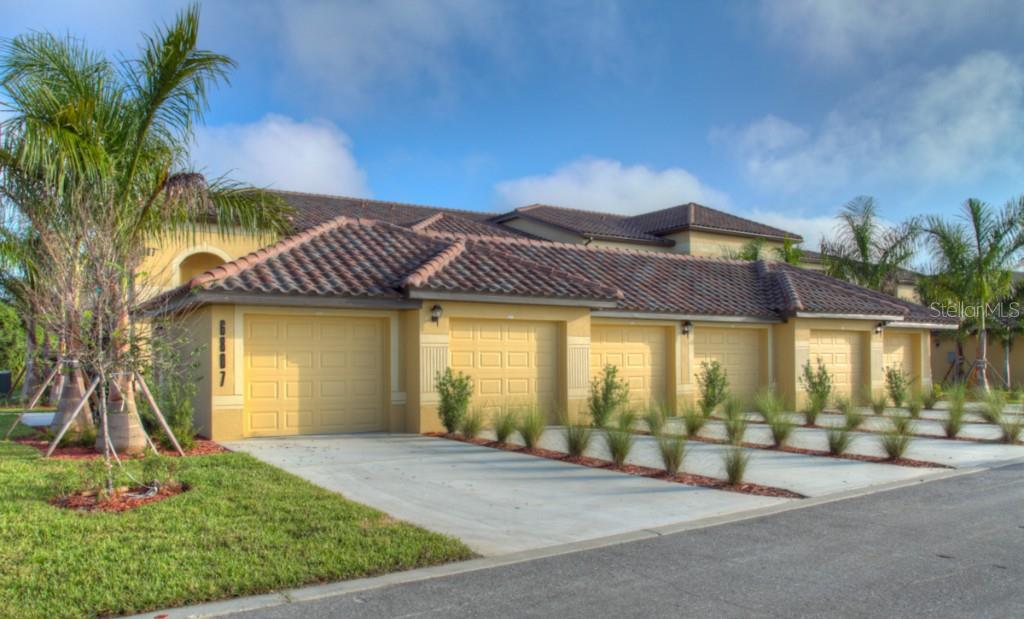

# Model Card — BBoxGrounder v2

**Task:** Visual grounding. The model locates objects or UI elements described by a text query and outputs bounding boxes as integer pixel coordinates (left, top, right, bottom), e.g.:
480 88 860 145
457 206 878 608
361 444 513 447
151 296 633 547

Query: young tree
820 196 920 295
922 198 1024 391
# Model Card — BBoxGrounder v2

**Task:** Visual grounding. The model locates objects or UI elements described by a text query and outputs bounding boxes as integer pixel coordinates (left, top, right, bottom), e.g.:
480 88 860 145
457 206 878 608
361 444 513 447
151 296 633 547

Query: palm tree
922 198 1024 391
728 236 803 265
820 196 920 295
773 236 803 265
0 4 290 451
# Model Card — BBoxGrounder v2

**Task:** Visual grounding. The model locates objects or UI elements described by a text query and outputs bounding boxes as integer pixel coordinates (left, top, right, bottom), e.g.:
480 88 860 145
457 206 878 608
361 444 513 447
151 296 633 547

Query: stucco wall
138 226 275 294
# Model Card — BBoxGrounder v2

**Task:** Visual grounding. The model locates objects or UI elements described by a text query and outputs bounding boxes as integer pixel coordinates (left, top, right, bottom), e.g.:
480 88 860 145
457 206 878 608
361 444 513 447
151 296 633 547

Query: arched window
178 252 227 284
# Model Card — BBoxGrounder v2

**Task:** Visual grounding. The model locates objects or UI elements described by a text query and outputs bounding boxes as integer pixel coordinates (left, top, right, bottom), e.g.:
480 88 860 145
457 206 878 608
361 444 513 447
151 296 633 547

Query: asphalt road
234 463 1024 618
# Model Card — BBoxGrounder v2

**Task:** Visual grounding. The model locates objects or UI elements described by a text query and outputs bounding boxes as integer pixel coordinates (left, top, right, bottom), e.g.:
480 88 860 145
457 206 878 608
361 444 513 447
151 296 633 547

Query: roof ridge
401 239 467 287
272 188 492 218
775 263 910 315
408 212 445 231
766 262 804 313
187 215 362 288
514 203 629 220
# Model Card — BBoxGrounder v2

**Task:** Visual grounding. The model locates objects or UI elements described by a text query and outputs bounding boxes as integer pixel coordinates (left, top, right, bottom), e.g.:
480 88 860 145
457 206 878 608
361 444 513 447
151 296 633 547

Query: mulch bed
50 483 188 513
425 432 805 499
13 429 229 459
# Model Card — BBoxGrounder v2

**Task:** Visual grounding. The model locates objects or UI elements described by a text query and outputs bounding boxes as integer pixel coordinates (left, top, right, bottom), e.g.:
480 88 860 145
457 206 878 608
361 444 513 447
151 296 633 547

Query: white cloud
744 210 837 250
758 0 1020 66
192 114 369 196
719 52 1024 194
494 158 729 214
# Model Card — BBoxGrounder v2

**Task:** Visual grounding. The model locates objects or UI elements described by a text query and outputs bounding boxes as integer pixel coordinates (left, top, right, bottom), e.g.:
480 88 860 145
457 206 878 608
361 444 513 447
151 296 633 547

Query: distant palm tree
922 198 1024 391
773 236 803 265
728 236 803 265
820 196 920 295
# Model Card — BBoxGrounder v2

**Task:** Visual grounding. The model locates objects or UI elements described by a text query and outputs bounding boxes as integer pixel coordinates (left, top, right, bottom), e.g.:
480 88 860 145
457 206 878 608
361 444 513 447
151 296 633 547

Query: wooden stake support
134 372 185 456
4 364 60 440
44 376 100 457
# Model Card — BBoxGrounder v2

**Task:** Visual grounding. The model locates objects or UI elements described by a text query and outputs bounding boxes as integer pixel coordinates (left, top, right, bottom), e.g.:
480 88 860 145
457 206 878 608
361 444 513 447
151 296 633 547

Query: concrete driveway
224 434 784 556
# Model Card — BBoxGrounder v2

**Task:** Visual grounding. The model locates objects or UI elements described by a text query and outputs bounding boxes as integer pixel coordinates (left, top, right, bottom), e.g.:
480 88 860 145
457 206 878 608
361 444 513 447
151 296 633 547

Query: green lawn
0 414 473 619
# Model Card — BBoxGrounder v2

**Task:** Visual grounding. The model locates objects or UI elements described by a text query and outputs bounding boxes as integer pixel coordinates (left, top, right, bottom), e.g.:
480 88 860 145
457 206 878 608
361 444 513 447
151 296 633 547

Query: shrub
884 365 910 408
880 430 912 460
516 407 547 449
906 393 924 419
696 360 729 416
945 382 967 410
843 408 865 431
999 416 1023 444
642 404 667 436
981 390 1007 424
826 427 854 455
943 397 966 438
723 447 750 485
723 398 748 446
657 435 687 476
766 411 794 447
459 409 485 439
869 390 888 416
753 387 784 421
588 364 629 428
890 413 913 435
799 358 832 421
834 395 855 417
436 368 473 434
493 410 518 444
682 403 706 438
140 451 179 488
605 412 637 467
563 423 593 457
922 385 942 409
803 406 821 427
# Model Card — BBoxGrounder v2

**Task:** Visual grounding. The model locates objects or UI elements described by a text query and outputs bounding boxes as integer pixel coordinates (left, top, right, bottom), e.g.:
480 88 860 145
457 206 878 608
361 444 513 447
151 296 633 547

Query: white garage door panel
244 315 387 436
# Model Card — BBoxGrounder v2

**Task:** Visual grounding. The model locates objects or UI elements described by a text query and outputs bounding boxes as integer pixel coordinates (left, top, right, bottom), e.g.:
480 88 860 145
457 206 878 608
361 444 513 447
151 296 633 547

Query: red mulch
13 430 229 460
50 483 188 513
426 432 805 499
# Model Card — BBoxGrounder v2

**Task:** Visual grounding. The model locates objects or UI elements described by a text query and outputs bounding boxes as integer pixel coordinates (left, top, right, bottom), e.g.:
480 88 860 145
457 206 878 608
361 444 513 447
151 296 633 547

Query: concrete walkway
224 434 784 556
491 427 938 498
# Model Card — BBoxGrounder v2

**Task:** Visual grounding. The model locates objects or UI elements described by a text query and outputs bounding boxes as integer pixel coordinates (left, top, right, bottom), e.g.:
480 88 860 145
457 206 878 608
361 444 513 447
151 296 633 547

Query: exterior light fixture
875 322 885 335
681 321 693 336
430 304 443 324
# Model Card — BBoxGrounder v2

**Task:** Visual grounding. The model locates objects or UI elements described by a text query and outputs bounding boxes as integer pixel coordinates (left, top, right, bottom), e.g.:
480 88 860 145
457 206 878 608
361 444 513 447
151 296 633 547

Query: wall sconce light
430 304 443 324
875 322 885 335
681 320 693 336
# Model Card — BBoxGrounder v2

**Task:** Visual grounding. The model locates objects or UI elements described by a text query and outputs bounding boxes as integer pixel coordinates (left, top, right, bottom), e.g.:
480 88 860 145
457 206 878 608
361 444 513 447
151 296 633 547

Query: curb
127 460 1010 619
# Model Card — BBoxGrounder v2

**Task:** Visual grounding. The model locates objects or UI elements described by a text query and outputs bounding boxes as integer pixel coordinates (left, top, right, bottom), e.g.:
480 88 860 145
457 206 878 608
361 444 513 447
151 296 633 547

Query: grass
981 390 1007 424
605 411 637 467
943 400 966 438
765 411 794 447
752 388 784 422
0 415 471 619
906 393 924 419
681 404 706 438
826 427 854 456
922 385 942 410
880 430 912 460
563 423 593 457
722 447 750 485
459 409 485 439
493 410 518 444
657 435 686 475
999 416 1024 444
869 391 888 416
641 404 667 436
515 407 547 449
722 398 748 446
889 413 913 435
843 408 865 431
834 395 854 417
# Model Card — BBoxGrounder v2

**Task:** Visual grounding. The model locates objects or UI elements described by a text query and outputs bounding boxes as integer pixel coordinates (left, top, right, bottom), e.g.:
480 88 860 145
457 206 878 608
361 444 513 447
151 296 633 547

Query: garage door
808 330 864 399
591 324 667 406
693 327 763 400
884 332 918 380
244 314 387 436
450 319 557 417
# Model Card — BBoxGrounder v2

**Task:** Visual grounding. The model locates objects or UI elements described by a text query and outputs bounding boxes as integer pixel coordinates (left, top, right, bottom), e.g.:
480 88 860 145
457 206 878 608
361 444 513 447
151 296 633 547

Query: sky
2 0 1024 251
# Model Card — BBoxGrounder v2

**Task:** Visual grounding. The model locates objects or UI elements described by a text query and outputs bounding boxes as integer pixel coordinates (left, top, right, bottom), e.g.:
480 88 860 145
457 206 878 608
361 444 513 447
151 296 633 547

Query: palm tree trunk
977 328 990 390
1005 341 1012 389
18 316 36 403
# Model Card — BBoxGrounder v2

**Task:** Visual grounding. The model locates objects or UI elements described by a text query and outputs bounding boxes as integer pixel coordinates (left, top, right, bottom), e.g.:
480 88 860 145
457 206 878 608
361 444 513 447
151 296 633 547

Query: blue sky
3 0 1024 248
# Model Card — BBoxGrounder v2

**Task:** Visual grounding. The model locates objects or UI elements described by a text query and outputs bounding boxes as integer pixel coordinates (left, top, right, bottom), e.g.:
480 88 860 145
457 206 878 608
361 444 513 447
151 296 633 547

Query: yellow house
141 192 956 441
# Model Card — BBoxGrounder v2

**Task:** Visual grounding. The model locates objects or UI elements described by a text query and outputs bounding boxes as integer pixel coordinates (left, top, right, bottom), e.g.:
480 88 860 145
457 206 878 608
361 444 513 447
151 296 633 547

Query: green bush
493 410 518 444
588 364 630 428
696 360 729 417
765 411 794 447
723 447 750 485
981 390 1007 424
681 403 706 437
436 368 473 434
563 423 593 457
826 427 854 455
884 365 910 408
753 387 784 421
999 416 1023 443
799 359 832 423
459 409 485 439
605 411 637 467
516 407 547 449
140 451 179 487
658 435 687 476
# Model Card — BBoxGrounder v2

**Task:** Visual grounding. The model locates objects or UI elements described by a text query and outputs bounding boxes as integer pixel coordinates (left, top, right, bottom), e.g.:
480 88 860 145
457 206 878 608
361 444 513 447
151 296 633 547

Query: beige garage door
450 319 557 417
591 324 668 406
884 332 918 380
693 327 763 400
808 330 865 399
244 314 387 436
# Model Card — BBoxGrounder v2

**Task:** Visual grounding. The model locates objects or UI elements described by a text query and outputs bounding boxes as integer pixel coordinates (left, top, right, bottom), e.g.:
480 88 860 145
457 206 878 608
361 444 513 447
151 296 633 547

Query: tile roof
145 214 956 327
801 250 921 285
490 202 803 244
